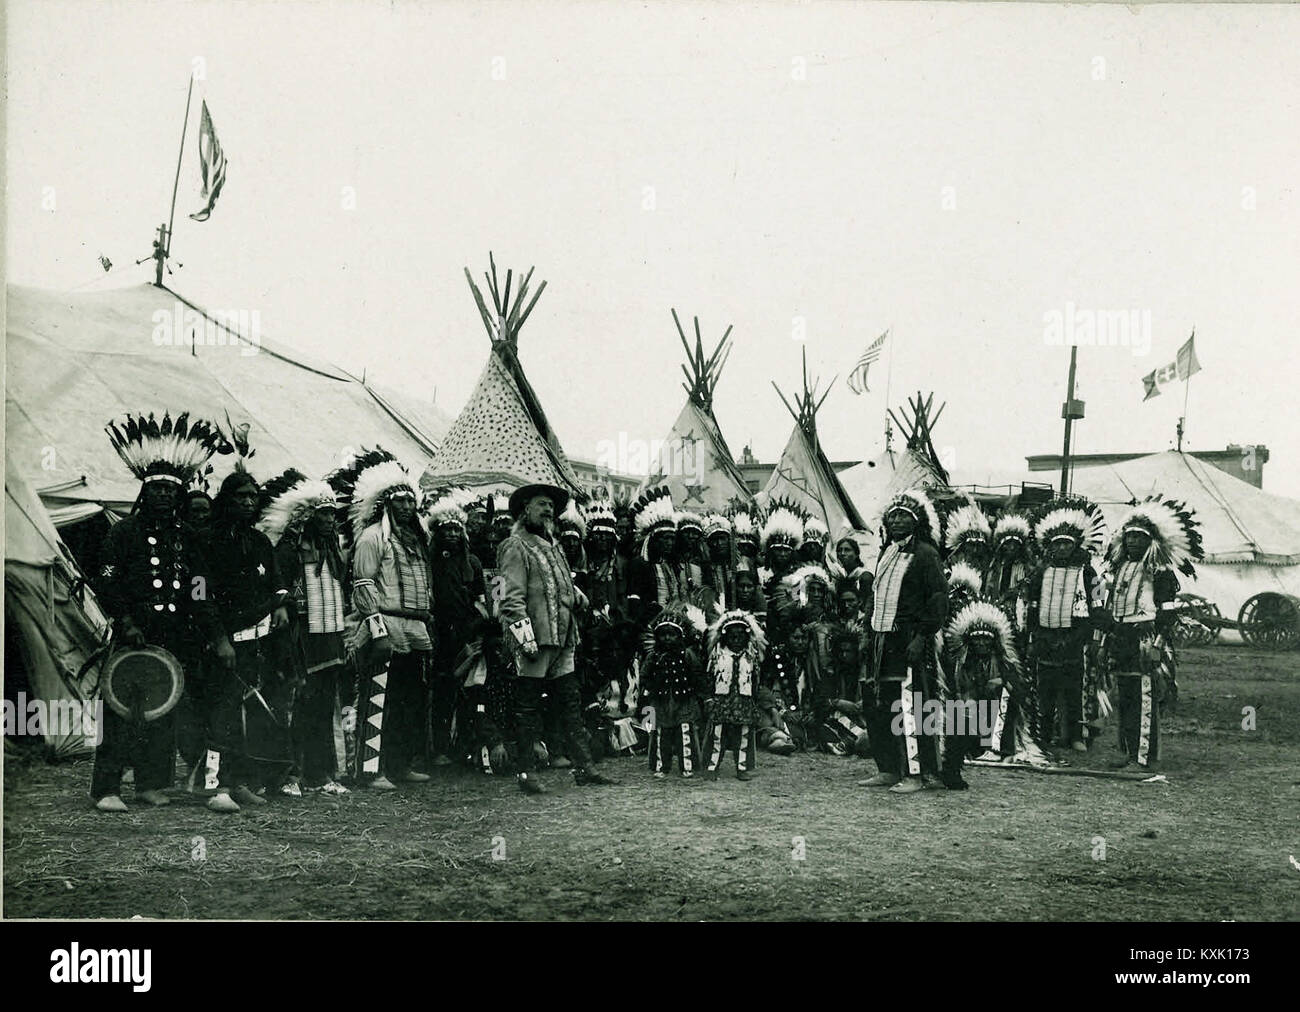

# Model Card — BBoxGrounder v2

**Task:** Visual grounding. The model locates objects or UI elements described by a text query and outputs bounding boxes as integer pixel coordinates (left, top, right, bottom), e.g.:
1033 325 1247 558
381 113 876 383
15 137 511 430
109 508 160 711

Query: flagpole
883 326 895 453
160 74 196 284
1176 327 1194 452
1177 373 1190 452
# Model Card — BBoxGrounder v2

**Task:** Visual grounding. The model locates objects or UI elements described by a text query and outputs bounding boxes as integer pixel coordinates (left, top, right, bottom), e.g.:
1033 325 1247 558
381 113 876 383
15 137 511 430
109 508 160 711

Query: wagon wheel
1237 593 1300 650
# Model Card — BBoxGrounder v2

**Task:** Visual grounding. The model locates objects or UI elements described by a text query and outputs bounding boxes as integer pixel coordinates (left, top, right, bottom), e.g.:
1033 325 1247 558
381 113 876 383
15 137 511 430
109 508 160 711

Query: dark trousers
297 665 341 786
174 672 213 779
381 650 430 777
1116 673 1159 765
91 708 175 799
942 717 982 780
207 641 294 791
514 672 592 773
868 673 941 779
1037 660 1084 745
428 674 459 759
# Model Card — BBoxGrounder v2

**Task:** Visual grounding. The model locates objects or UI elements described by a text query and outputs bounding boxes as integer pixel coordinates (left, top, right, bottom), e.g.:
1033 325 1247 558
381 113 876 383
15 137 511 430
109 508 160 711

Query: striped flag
846 329 889 395
189 101 227 222
1141 331 1200 401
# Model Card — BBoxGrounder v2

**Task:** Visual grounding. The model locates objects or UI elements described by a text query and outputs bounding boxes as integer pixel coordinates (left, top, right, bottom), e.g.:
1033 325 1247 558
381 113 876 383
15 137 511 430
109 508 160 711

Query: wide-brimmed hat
509 483 570 519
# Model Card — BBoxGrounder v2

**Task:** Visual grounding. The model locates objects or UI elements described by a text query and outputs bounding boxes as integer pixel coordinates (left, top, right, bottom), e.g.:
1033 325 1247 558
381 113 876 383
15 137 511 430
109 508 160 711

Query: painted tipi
420 255 584 499
759 348 865 533
642 309 752 512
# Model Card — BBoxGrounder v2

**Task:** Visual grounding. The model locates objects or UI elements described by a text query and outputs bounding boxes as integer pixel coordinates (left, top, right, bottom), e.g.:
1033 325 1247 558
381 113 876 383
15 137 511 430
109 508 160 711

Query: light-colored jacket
496 522 577 650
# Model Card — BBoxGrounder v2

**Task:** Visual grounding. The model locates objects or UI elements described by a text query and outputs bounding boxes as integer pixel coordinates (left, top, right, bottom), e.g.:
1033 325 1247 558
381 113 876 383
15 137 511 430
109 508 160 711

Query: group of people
88 408 1203 812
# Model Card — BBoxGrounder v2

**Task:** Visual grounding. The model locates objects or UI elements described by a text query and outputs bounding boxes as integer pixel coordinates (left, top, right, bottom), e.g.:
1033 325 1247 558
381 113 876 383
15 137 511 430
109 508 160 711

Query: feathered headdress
947 562 983 604
256 472 338 547
944 504 992 555
222 410 256 473
490 493 515 529
586 500 617 535
348 453 421 539
802 516 829 545
631 485 676 549
558 500 587 539
674 509 704 533
325 446 394 504
728 504 762 547
992 511 1033 551
706 608 768 662
1034 497 1107 557
882 488 941 545
760 500 805 551
105 411 232 485
701 512 732 538
653 598 710 646
1107 496 1204 576
783 563 832 608
423 485 480 532
945 598 1021 670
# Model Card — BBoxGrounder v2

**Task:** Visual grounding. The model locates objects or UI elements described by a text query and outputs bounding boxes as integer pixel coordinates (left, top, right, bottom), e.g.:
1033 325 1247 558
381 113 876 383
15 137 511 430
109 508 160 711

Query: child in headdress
640 601 710 778
702 610 767 780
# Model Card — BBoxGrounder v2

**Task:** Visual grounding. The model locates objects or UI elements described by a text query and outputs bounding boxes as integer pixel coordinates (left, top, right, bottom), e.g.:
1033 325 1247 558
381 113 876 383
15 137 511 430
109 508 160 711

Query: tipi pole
161 74 196 284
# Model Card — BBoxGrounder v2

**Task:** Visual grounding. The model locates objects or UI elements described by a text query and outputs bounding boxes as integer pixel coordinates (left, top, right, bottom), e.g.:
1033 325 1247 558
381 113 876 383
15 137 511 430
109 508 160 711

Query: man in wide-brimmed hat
497 483 618 794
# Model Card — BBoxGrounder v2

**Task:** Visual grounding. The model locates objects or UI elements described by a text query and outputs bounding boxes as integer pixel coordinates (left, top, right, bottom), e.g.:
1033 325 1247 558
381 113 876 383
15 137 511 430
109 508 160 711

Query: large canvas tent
420 256 584 499
1065 450 1300 617
5 283 450 521
5 457 109 757
641 310 752 511
759 349 865 534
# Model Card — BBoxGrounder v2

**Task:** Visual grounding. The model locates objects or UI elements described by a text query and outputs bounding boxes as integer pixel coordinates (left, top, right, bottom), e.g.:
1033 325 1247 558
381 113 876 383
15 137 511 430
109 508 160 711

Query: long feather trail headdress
105 411 232 485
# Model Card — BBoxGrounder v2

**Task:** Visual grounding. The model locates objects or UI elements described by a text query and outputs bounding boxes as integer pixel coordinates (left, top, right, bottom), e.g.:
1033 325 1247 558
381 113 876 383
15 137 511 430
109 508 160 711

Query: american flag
189 101 227 222
846 329 889 395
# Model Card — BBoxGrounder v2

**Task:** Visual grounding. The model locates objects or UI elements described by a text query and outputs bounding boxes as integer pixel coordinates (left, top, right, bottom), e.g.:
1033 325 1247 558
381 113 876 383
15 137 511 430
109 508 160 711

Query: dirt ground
4 645 1298 921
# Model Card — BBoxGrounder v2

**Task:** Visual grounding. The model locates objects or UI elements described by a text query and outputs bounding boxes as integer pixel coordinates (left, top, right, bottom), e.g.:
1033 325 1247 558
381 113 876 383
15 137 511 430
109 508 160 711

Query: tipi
420 256 584 499
759 348 865 533
642 310 753 512
840 392 951 527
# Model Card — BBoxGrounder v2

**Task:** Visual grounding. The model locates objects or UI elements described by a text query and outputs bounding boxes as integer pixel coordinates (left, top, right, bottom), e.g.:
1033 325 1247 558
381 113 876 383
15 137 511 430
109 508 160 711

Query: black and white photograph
3 0 1298 941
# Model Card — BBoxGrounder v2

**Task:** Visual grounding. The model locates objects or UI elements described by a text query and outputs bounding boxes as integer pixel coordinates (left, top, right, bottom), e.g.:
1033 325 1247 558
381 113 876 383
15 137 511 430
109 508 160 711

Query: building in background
1027 445 1270 490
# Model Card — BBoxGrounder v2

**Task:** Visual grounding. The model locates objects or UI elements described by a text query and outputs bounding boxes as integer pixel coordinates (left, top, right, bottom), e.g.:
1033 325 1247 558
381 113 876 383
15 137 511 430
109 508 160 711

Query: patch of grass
5 645 1298 920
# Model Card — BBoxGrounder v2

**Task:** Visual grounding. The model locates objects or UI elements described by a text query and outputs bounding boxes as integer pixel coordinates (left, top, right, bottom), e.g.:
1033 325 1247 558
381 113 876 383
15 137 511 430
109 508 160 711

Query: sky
8 0 1300 497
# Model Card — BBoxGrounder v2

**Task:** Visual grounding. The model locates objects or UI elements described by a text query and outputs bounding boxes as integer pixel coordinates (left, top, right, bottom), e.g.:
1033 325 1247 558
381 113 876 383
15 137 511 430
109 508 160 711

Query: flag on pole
189 101 227 222
846 329 889 394
1141 331 1200 401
